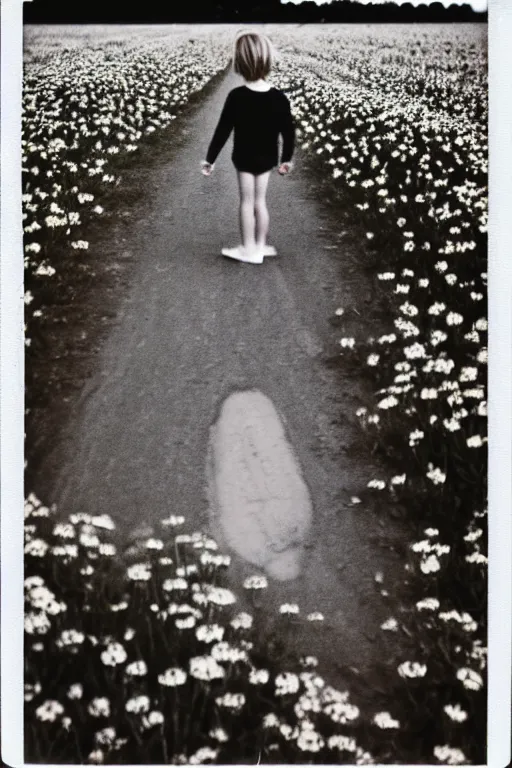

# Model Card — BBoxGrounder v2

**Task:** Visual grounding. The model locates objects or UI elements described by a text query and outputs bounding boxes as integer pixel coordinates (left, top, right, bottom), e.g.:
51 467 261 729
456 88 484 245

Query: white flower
297 726 324 752
460 366 478 382
367 354 379 366
158 667 187 687
95 727 117 746
275 672 300 696
367 479 386 490
404 342 426 359
176 615 196 630
324 700 360 724
243 575 268 590
126 695 150 715
66 683 83 700
142 710 165 729
126 563 151 581
56 629 85 648
215 692 246 710
25 538 49 557
378 395 399 410
439 610 477 632
409 429 424 447
189 747 218 764
307 611 325 621
457 667 484 690
145 538 164 550
444 703 468 722
477 348 488 364
35 699 64 722
412 539 431 554
279 603 299 615
163 577 188 591
381 618 398 631
466 551 488 565
196 623 224 643
202 584 236 606
426 464 446 485
161 514 185 526
373 711 400 728
328 735 357 752
200 551 230 567
398 661 427 679
125 660 147 677
101 642 127 667
446 312 464 326
249 668 270 685
339 337 355 349
434 745 467 765
421 555 441 574
378 333 397 344
263 713 280 728
416 597 440 611
230 612 253 630
467 435 484 448
428 302 446 316
189 655 225 681
209 727 229 742
88 697 111 718
391 474 406 485
53 523 75 539
211 641 247 664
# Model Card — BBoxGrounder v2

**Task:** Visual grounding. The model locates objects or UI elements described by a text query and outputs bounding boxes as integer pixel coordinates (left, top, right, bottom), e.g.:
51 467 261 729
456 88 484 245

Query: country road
32 69 406 689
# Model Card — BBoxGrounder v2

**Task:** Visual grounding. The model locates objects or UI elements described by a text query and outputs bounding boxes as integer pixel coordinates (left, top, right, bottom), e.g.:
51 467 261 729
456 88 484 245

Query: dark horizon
23 0 487 24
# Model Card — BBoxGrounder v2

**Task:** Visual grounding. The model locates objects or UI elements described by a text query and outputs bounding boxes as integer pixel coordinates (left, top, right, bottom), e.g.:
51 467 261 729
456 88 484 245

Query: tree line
23 0 487 25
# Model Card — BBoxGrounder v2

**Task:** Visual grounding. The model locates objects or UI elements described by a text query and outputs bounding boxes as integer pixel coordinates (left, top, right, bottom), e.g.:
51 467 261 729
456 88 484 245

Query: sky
281 0 488 12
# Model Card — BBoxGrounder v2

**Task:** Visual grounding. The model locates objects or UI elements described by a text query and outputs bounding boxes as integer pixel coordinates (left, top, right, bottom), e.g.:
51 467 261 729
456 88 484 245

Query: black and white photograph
2 0 510 765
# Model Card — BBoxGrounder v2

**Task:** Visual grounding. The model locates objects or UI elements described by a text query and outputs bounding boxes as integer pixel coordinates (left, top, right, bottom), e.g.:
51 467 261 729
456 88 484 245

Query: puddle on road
206 390 312 581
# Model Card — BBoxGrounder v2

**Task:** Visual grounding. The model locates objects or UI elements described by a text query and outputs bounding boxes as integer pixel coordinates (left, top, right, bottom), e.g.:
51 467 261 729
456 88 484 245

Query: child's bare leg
254 171 271 247
237 171 256 249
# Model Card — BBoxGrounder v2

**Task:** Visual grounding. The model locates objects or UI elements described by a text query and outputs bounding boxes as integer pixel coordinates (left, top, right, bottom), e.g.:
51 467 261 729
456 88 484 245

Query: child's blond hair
232 30 275 82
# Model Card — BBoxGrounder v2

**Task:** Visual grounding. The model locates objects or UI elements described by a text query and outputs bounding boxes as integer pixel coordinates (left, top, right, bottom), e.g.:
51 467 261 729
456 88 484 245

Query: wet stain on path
207 390 312 581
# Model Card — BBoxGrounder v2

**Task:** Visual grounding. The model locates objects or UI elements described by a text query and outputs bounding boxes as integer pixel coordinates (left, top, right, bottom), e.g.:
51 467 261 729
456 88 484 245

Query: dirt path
34 70 406 690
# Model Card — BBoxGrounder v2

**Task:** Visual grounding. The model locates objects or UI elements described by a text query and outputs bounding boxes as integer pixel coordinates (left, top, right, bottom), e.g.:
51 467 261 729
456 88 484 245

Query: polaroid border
1 1 510 767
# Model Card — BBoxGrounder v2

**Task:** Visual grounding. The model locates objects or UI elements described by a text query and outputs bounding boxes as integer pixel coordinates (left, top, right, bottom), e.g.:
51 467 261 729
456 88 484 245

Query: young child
201 30 295 265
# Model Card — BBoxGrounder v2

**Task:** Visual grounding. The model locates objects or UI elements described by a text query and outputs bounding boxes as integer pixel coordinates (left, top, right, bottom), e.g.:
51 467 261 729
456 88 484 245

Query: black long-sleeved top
205 85 295 175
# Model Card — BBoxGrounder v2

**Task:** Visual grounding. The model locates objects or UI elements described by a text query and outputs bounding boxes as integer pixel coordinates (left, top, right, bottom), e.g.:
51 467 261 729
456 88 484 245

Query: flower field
23 24 488 765
23 25 233 347
25 495 378 765
269 22 488 764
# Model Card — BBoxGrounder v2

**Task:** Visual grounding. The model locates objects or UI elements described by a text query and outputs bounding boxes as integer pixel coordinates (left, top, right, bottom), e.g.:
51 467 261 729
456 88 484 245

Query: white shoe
262 245 277 257
221 245 263 264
